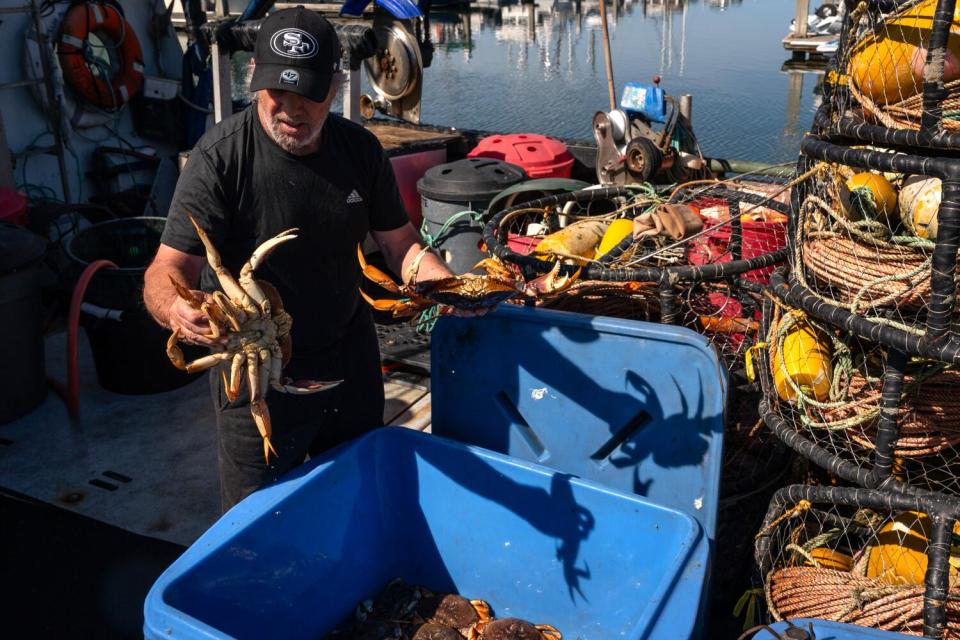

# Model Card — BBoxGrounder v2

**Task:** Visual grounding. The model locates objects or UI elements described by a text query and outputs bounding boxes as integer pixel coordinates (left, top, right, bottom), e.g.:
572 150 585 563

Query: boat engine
593 80 709 186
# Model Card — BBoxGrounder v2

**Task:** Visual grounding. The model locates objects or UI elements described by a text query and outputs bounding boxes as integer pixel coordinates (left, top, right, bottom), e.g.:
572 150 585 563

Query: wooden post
599 0 616 110
794 0 809 39
211 0 233 123
342 69 361 123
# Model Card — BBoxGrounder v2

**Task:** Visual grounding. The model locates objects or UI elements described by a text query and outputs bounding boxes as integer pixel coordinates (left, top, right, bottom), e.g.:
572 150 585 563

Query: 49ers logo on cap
270 28 318 58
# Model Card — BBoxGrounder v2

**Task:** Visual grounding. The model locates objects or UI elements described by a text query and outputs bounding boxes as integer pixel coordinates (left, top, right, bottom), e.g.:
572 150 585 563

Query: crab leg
239 228 299 312
536 625 562 640
183 351 233 374
166 330 188 370
209 291 246 331
226 352 245 402
186 212 259 314
248 349 278 464
357 244 405 294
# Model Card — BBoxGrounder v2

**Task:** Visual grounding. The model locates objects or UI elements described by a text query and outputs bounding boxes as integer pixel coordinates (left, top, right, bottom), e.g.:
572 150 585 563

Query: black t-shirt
162 107 408 360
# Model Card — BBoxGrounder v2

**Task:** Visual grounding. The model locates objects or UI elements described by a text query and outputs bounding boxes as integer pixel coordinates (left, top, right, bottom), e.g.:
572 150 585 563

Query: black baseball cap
250 7 343 102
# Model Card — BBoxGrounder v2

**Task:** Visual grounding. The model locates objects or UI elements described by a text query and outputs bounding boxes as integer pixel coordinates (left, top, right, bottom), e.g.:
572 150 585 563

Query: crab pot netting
758 281 960 498
481 183 789 369
787 137 960 358
754 485 960 638
826 0 960 144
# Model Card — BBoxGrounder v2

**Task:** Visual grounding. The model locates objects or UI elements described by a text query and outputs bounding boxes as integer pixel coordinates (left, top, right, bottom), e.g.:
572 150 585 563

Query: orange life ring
57 2 144 110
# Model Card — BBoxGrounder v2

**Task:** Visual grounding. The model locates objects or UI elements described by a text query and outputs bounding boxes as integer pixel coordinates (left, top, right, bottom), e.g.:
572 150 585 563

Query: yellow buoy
805 547 854 572
842 172 899 221
533 219 608 264
771 316 833 403
899 175 941 239
866 512 960 585
848 0 960 106
595 218 635 258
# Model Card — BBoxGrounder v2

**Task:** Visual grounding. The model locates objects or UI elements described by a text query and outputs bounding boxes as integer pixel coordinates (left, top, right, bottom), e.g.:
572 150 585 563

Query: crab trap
819 0 960 150
757 280 960 499
781 134 960 366
144 428 707 640
753 484 960 638
480 183 789 370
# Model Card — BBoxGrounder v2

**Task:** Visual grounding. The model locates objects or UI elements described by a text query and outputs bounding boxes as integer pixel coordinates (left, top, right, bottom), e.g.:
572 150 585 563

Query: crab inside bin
144 428 703 640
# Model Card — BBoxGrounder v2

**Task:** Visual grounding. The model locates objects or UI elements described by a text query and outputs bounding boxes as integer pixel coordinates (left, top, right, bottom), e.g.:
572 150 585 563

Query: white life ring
22 3 114 129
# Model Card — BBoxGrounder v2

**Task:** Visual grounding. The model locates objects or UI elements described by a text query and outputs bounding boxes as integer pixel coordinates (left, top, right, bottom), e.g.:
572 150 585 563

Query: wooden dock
782 0 834 61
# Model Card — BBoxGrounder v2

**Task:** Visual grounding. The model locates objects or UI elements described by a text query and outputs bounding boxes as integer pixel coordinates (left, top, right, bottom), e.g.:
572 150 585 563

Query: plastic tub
468 133 575 179
144 428 703 640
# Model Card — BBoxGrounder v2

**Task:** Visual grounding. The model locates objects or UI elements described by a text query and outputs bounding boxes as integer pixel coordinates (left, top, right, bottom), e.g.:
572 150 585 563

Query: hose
62 259 117 419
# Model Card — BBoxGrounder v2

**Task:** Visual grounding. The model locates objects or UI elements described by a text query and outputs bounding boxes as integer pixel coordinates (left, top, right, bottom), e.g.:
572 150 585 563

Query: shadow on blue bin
144 428 702 639
752 619 912 639
430 305 727 638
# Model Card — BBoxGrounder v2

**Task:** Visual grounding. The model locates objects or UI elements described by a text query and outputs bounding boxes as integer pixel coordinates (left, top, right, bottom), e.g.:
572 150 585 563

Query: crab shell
471 618 561 640
412 622 466 640
417 593 489 635
413 276 523 310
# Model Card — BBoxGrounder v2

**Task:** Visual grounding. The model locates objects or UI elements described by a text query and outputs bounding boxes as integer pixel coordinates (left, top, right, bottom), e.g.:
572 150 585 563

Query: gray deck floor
0 331 429 547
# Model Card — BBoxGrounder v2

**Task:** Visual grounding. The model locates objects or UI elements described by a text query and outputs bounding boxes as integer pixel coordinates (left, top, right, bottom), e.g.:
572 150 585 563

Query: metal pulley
361 12 423 123
593 110 666 185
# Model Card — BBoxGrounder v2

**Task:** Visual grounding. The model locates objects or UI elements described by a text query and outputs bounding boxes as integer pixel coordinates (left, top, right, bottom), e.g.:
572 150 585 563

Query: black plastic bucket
0 223 51 423
66 217 203 395
417 159 526 273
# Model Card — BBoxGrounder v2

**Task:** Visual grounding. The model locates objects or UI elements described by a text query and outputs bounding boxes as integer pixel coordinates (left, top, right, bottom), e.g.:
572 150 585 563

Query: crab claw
273 377 343 395
524 263 581 297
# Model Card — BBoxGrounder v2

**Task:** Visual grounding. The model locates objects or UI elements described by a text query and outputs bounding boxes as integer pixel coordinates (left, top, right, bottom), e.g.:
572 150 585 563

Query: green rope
418 209 484 250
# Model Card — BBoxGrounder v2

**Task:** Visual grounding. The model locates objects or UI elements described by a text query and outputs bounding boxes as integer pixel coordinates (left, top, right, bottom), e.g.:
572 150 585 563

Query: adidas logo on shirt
346 190 363 204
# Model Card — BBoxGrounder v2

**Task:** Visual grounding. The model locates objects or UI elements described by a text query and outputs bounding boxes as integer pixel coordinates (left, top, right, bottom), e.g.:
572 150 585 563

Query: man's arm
370 222 454 284
144 244 220 346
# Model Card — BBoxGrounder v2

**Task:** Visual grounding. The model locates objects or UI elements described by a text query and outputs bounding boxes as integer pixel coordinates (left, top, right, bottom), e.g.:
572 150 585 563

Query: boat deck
0 329 432 547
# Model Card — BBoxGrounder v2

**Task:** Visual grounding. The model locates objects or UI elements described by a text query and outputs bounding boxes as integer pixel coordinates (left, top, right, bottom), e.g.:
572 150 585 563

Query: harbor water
234 0 822 164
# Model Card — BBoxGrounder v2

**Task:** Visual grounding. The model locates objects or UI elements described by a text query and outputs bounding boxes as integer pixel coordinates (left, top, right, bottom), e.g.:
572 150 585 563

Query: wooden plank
365 123 461 151
391 393 432 433
782 34 834 53
383 380 428 425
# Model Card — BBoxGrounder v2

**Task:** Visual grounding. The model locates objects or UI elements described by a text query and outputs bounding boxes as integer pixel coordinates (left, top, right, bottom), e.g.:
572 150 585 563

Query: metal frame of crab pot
787 135 960 363
481 186 788 325
754 484 960 639
821 0 960 150
757 273 960 500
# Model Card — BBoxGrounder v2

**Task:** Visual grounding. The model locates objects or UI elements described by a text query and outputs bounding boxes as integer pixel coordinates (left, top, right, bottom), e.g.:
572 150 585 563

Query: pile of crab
325 578 560 640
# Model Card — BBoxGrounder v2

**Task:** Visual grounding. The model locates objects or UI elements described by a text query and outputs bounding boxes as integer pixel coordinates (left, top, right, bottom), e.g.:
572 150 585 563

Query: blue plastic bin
144 428 703 640
752 620 912 639
431 306 726 637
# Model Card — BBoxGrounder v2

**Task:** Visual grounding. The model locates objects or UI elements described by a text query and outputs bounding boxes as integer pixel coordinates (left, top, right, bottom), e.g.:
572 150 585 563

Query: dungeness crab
166 213 340 463
357 245 579 318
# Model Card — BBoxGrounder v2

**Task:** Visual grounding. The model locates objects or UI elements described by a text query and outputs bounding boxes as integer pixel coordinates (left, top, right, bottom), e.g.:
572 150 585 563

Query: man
144 7 455 511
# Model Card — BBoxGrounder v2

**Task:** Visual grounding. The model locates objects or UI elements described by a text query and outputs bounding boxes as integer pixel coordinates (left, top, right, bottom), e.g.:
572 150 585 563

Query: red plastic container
467 133 574 179
390 149 447 228
686 198 786 284
0 188 28 226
